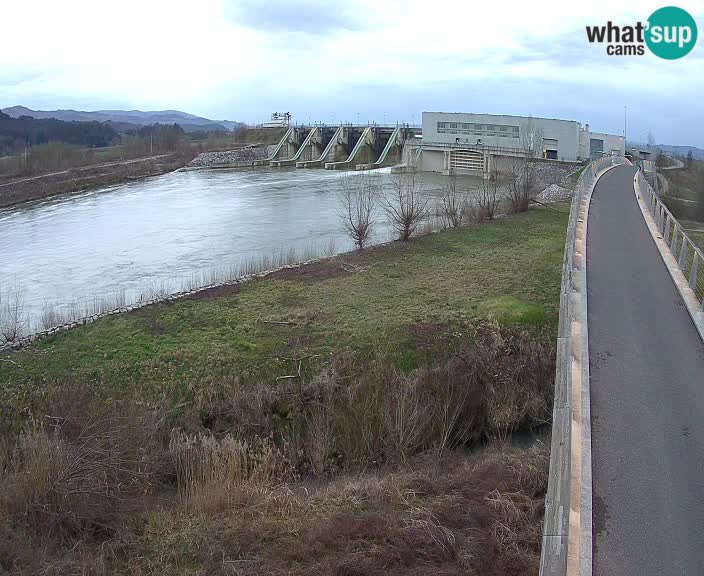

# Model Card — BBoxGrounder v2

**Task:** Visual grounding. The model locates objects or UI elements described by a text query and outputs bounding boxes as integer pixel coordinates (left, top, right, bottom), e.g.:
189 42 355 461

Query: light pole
624 105 627 144
383 112 386 126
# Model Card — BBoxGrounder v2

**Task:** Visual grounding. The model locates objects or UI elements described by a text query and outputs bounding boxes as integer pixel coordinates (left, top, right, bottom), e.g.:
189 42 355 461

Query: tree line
0 119 195 178
0 111 118 157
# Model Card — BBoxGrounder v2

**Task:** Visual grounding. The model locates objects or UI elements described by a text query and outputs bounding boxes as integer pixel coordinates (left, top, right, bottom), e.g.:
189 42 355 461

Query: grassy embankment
0 128 287 208
0 206 568 575
657 160 704 251
659 159 704 228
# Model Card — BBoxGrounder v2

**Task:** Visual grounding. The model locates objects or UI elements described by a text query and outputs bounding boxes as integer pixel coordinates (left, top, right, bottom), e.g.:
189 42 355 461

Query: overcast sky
1 0 702 146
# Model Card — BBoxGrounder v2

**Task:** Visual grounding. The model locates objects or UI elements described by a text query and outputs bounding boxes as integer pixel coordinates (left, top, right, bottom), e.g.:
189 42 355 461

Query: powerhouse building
416 112 625 174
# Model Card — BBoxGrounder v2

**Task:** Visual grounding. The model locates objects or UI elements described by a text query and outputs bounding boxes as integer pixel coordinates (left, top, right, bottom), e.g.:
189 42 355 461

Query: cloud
223 0 363 34
0 0 702 145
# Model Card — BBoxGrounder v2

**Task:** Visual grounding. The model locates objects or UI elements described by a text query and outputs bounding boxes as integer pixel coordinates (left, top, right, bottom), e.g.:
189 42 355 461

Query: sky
1 0 703 146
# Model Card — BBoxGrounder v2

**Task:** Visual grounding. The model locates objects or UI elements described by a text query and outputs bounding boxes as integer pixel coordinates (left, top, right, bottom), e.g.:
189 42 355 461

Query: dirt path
0 154 186 208
0 154 175 189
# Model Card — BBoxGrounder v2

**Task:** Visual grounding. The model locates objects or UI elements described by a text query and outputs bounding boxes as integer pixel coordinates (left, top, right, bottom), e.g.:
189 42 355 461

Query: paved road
588 164 704 575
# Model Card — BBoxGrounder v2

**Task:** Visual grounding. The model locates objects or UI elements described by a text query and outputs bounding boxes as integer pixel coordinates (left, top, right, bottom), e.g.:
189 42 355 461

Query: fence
540 154 630 576
636 165 704 312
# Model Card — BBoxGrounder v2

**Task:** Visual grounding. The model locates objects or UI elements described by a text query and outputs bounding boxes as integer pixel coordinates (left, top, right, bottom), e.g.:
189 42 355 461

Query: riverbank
186 144 276 169
0 153 189 208
0 206 567 574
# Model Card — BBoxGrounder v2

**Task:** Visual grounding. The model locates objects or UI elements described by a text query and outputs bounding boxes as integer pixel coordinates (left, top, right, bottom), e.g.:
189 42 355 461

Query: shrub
0 400 164 540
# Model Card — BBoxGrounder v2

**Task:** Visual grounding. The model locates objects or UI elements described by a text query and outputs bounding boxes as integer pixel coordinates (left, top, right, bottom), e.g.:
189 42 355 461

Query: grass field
687 229 704 252
0 205 568 575
0 206 567 404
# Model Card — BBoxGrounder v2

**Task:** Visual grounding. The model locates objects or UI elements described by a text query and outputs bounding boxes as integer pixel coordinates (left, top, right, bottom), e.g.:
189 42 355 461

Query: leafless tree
439 169 468 228
477 172 501 220
686 150 694 171
337 171 380 250
504 158 537 213
384 170 429 241
0 282 27 344
696 169 704 221
502 119 542 213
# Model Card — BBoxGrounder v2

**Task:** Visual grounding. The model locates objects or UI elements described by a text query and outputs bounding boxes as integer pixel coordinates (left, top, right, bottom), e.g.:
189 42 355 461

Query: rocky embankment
532 159 576 188
536 184 574 203
187 146 276 169
0 154 187 208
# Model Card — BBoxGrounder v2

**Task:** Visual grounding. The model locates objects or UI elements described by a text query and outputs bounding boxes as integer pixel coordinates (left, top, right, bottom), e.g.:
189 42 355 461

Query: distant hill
1 106 244 133
656 144 704 161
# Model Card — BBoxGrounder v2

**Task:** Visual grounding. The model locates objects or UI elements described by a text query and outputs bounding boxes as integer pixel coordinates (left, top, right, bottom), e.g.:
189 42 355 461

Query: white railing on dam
540 154 630 576
636 162 704 333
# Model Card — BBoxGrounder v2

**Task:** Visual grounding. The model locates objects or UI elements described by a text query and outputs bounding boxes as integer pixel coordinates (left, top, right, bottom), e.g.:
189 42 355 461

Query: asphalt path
588 164 704 575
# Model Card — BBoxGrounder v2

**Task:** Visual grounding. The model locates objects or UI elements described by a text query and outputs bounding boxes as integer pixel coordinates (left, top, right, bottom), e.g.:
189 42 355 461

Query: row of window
437 129 520 139
437 122 520 133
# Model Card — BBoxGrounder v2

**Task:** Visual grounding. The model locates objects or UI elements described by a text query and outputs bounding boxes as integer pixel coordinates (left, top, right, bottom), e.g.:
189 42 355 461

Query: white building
262 112 291 128
416 112 624 174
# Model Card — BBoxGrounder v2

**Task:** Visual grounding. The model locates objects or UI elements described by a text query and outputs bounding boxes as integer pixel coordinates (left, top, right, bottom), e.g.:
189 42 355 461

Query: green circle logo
645 6 698 59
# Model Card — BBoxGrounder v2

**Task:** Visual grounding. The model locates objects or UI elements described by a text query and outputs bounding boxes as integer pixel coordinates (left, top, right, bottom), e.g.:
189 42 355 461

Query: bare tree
0 282 27 344
686 150 694 171
477 172 501 220
439 169 468 228
337 170 380 250
503 158 536 213
696 168 704 221
384 170 429 241
502 120 541 213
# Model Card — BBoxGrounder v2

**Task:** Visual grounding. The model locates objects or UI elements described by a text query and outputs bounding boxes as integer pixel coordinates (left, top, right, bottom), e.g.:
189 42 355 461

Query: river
0 167 483 330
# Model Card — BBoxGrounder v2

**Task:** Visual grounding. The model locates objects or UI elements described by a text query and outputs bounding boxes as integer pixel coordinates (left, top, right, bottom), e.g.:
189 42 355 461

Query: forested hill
0 111 118 156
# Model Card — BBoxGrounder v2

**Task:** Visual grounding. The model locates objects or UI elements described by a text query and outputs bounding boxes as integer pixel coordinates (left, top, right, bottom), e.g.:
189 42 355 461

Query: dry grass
0 322 553 574
0 400 164 543
0 443 548 576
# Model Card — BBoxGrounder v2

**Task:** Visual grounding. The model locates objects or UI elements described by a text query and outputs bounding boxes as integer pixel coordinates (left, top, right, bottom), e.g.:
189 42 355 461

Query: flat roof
423 111 580 124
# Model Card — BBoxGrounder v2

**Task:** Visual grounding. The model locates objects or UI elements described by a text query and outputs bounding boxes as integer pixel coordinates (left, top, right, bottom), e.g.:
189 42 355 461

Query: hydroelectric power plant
244 111 625 176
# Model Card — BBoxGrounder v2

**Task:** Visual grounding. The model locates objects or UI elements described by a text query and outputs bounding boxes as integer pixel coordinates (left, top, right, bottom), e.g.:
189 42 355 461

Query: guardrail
636 167 704 317
540 154 630 576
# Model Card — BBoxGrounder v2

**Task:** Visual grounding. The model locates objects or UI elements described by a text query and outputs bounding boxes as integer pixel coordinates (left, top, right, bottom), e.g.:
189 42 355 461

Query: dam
256 124 421 170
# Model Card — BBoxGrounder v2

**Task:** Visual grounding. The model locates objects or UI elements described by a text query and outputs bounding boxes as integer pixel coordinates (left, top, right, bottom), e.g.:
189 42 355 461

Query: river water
0 167 483 329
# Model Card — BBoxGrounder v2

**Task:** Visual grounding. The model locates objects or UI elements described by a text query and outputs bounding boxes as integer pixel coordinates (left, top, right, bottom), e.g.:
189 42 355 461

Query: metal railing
540 154 629 576
408 140 584 163
636 167 704 310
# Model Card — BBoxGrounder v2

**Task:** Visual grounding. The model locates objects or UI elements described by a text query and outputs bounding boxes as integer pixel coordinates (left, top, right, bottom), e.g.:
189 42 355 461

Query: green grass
0 207 568 403
475 295 546 325
687 230 704 252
